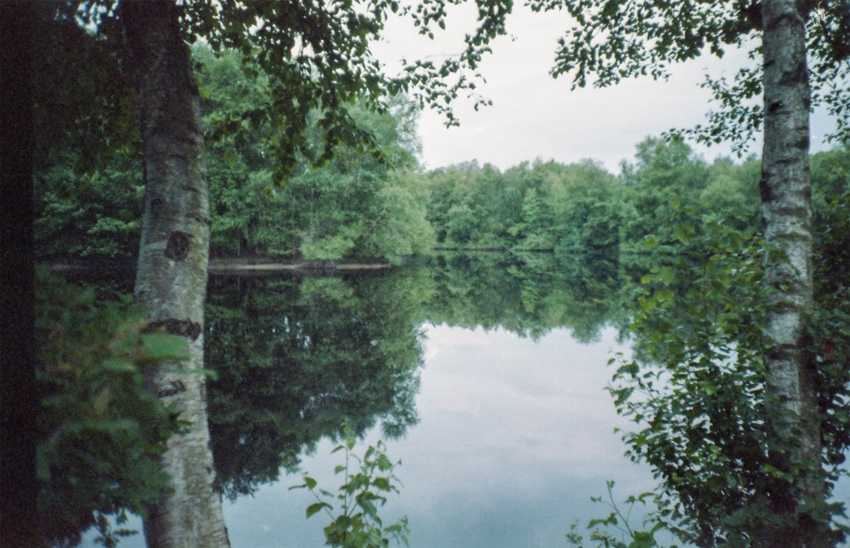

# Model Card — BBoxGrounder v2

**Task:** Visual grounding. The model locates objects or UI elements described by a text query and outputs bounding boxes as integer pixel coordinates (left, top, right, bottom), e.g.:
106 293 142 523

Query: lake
220 324 644 548
78 253 849 548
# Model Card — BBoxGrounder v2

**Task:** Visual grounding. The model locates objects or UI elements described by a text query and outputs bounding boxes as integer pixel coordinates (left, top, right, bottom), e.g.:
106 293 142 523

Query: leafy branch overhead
526 0 850 153
56 0 513 183
180 0 513 182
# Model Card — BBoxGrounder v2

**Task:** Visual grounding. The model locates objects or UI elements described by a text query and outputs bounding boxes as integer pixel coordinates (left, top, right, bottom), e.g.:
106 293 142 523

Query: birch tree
759 3 823 546
120 2 229 547
107 0 507 546
524 0 850 545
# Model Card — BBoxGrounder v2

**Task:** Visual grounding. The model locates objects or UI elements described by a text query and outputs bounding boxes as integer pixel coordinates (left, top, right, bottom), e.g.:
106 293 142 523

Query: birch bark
121 2 229 547
760 1 825 545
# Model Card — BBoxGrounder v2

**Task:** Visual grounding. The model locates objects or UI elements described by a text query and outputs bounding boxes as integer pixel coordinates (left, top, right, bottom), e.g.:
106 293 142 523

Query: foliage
34 45 434 264
32 3 139 175
619 138 711 252
423 140 764 257
810 145 850 474
566 482 666 548
613 221 775 547
196 46 434 262
290 429 410 548
178 0 510 181
35 150 143 261
35 267 188 545
58 0 513 183
594 212 850 547
545 159 621 255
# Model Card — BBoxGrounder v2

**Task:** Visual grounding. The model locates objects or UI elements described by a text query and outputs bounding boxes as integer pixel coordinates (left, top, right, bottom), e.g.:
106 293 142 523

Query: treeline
425 138 761 255
425 140 848 258
35 46 850 266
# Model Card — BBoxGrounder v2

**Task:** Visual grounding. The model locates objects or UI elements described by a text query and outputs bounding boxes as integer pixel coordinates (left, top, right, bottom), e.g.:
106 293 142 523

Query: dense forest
35 47 850 268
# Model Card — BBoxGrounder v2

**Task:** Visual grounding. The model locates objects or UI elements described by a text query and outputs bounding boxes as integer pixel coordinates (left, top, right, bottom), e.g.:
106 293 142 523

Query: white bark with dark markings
761 1 825 545
122 2 229 546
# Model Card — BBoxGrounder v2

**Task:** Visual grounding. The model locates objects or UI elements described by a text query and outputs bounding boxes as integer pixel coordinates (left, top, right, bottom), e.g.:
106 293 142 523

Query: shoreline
48 258 392 275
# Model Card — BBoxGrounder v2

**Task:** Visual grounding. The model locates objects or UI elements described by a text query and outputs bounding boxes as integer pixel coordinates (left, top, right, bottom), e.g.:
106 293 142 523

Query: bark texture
121 2 230 547
760 1 825 545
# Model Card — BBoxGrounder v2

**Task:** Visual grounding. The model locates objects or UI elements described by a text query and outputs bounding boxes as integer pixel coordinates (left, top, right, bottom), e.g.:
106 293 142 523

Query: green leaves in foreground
36 267 188 545
290 429 409 548
566 482 665 548
575 215 850 546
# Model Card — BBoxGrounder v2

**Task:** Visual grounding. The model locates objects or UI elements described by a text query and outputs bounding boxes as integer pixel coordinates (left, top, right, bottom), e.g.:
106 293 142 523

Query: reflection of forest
205 269 431 499
205 254 637 499
423 252 629 342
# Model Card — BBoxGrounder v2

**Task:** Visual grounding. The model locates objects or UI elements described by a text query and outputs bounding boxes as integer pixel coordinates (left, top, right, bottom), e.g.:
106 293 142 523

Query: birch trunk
760 1 825 545
121 2 230 547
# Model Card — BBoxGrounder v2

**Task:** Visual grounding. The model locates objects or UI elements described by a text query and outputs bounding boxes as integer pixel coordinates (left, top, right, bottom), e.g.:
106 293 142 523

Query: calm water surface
90 324 649 548
78 255 849 547
222 324 645 548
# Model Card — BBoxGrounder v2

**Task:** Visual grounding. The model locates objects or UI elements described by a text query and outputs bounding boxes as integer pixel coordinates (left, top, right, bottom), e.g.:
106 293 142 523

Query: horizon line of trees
34 42 850 264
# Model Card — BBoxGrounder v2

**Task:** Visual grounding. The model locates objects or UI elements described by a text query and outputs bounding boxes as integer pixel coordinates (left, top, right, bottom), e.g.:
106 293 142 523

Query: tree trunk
760 1 825 545
121 2 230 547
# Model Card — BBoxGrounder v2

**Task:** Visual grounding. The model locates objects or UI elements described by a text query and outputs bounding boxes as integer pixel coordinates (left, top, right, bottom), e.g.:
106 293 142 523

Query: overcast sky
374 5 838 173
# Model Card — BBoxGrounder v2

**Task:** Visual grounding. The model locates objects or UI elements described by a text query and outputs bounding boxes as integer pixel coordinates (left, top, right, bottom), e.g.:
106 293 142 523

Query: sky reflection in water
222 323 651 548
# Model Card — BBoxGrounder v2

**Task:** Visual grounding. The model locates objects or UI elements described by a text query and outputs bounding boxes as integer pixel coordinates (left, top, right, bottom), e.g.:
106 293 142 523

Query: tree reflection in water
205 268 432 500
204 253 629 500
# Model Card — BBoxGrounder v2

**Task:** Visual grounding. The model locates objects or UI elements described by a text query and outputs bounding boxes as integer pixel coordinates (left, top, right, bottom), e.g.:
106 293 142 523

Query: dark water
79 253 849 548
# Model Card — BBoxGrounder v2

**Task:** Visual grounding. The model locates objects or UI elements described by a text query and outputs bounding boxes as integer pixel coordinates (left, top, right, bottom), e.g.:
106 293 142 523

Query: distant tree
619 137 711 251
699 156 761 232
543 159 619 255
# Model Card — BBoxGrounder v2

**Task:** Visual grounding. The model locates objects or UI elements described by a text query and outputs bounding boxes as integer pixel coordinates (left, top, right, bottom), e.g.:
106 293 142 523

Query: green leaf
655 289 674 302
674 224 691 244
376 454 393 471
700 382 718 396
658 266 675 285
360 498 378 518
638 296 656 312
101 358 136 373
628 531 656 548
306 502 332 519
